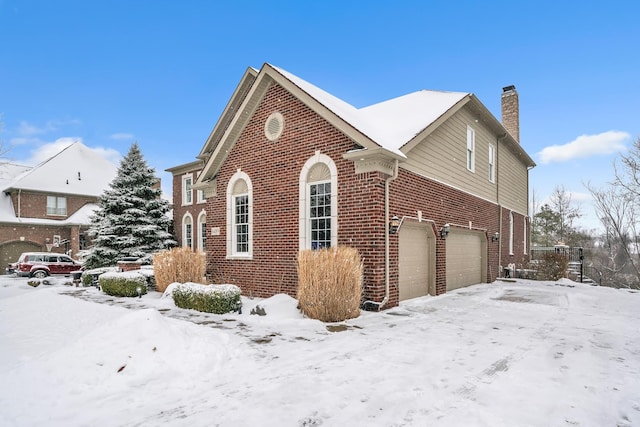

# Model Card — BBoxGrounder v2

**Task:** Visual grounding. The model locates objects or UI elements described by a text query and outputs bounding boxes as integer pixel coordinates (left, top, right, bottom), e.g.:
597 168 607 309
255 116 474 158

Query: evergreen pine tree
85 143 175 268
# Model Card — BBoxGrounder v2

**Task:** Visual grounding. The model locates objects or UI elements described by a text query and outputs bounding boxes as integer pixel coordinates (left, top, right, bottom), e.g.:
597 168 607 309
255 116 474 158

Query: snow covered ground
0 276 638 427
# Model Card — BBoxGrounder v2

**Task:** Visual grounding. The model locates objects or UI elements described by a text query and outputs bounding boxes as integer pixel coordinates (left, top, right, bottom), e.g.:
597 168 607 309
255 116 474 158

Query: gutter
496 133 507 275
363 159 399 310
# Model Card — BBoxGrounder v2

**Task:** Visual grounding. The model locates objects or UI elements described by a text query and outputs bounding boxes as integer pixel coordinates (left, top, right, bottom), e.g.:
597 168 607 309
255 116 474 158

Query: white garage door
446 230 484 291
398 222 434 301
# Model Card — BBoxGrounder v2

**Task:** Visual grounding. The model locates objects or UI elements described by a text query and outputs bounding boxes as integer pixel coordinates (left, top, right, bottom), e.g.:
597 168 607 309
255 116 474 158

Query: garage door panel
399 223 433 301
446 231 484 291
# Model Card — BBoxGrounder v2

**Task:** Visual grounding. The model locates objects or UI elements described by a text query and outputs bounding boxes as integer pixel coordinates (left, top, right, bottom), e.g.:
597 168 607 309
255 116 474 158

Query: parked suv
7 252 83 278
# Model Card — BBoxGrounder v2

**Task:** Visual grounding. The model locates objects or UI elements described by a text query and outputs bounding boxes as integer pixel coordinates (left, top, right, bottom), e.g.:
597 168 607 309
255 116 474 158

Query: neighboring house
0 142 117 266
170 63 535 308
166 160 207 252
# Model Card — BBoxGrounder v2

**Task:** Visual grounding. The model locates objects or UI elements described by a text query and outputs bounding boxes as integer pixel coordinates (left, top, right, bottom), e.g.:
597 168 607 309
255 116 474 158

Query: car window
46 256 59 262
59 256 73 263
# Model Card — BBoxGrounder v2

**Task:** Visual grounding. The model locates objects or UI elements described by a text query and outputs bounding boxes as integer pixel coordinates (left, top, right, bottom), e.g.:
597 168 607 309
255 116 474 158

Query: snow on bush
171 283 242 314
99 271 147 297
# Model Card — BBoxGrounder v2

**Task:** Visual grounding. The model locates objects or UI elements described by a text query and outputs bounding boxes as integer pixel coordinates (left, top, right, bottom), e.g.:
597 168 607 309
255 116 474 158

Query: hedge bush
27 280 40 287
297 246 363 322
82 267 119 286
99 271 148 297
153 247 206 293
537 253 570 281
172 283 242 314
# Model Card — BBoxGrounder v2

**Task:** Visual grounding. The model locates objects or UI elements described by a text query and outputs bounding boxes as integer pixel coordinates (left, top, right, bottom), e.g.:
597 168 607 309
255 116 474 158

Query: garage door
446 230 485 291
0 241 42 270
398 222 434 301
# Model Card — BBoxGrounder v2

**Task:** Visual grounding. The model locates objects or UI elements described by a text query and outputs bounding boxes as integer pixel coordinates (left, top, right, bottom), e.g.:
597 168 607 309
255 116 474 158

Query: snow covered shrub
153 247 206 292
27 279 40 287
81 266 119 286
99 271 147 297
537 253 569 281
297 246 363 322
172 283 242 314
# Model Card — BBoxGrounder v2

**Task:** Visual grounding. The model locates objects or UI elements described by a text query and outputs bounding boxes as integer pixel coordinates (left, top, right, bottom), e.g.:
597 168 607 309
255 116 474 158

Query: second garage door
446 230 486 291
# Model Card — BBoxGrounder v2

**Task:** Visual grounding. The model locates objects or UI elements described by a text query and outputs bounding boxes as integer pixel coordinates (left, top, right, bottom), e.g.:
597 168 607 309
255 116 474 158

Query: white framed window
523 217 528 255
182 173 193 206
466 126 476 172
299 151 338 250
509 211 514 255
226 170 253 258
197 210 206 252
488 143 496 183
46 196 67 216
182 213 193 249
196 189 206 204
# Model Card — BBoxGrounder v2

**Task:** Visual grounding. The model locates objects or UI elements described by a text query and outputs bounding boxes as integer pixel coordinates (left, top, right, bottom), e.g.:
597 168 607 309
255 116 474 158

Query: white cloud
16 119 81 137
537 130 630 164
110 133 134 140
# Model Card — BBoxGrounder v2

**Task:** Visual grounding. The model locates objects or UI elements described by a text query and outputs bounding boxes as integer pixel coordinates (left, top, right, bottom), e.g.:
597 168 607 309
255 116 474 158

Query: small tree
85 143 175 268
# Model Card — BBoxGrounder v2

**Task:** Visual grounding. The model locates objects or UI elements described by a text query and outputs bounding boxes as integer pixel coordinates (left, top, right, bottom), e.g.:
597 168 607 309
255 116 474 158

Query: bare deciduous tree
587 136 640 289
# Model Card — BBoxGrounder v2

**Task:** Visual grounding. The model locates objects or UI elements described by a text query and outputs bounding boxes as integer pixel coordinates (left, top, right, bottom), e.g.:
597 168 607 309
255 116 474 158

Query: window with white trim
488 143 496 183
183 213 193 249
299 152 338 250
523 217 528 255
182 174 193 205
509 211 514 255
197 211 206 252
226 170 253 258
47 196 67 216
467 126 476 172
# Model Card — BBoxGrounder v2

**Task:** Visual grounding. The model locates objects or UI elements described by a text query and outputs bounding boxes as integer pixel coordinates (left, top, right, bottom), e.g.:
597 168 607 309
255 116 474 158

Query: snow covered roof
271 65 469 153
4 142 117 197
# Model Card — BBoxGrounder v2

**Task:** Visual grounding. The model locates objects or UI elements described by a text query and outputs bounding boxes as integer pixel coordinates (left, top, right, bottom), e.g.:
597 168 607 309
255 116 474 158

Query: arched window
182 212 193 249
226 170 253 258
197 210 206 252
299 151 338 250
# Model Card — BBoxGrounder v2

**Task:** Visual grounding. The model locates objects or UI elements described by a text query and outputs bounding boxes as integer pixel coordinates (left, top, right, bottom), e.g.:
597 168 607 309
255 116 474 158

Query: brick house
0 142 117 266
165 160 207 251
169 63 535 309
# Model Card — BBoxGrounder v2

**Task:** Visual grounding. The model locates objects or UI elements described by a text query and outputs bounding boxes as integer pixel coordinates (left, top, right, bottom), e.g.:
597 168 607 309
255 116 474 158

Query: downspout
17 189 22 219
496 134 507 275
363 159 399 310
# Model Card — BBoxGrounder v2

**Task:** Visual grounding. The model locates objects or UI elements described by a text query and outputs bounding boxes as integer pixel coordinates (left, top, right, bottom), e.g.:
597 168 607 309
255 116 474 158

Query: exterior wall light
389 215 400 235
491 232 500 242
439 223 450 239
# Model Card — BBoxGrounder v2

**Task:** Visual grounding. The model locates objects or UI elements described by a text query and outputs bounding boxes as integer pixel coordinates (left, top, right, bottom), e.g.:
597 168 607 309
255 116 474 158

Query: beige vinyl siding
402 106 497 203
497 144 529 214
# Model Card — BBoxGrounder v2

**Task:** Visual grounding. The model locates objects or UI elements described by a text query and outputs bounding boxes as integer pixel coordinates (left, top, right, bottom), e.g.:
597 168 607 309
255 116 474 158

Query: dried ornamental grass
297 246 363 322
153 247 206 292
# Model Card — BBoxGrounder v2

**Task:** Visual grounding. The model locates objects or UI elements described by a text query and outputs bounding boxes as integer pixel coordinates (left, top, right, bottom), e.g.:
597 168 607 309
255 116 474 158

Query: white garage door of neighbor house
399 222 433 301
446 230 484 291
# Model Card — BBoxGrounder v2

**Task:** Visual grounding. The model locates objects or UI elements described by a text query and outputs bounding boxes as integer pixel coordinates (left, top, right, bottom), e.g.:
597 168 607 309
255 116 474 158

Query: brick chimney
501 85 519 143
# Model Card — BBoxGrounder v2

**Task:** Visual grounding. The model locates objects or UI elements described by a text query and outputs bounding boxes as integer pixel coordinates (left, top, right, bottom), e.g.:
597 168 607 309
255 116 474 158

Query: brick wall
0 223 83 255
9 191 96 220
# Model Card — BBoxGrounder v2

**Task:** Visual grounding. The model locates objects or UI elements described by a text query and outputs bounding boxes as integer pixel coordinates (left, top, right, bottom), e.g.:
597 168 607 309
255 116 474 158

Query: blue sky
1 0 638 232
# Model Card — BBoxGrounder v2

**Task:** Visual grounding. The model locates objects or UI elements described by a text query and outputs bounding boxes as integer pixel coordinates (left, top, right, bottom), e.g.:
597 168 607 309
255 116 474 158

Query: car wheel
32 270 48 279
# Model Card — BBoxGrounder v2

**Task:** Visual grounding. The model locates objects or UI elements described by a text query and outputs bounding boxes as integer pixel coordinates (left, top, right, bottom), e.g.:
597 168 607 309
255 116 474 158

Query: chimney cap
502 85 516 93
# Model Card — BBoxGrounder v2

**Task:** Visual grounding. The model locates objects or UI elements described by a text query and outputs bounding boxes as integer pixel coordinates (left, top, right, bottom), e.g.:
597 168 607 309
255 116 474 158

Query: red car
7 252 83 278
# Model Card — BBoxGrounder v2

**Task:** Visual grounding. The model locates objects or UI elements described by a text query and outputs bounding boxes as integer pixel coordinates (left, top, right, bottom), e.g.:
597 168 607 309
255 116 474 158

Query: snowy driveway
0 277 638 426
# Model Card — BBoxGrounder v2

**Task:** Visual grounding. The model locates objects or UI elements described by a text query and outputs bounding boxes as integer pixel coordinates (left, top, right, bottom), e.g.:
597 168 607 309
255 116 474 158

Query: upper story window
299 151 338 250
182 173 193 206
466 126 476 172
46 196 67 216
488 143 496 183
226 170 253 259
